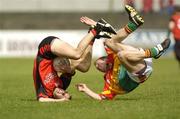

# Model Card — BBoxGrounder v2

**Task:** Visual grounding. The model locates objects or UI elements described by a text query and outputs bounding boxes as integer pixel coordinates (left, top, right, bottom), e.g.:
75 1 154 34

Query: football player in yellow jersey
76 5 171 100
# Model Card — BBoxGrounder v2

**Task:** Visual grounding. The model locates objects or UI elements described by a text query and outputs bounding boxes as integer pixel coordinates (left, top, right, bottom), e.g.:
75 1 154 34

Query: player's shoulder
171 13 180 20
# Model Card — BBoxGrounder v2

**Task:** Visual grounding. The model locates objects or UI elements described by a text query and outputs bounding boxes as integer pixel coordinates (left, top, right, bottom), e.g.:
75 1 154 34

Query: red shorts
33 58 63 99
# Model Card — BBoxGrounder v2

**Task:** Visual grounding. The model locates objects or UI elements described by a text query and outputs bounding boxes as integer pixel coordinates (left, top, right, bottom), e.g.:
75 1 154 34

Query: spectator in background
159 0 166 14
143 0 153 13
168 6 180 67
124 0 135 7
159 0 174 15
167 0 174 15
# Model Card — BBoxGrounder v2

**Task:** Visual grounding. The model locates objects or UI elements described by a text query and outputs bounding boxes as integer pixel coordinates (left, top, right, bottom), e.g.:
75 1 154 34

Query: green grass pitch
0 58 180 119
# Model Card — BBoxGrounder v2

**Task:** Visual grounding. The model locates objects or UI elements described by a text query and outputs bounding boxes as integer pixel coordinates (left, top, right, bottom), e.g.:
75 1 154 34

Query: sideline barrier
0 29 174 57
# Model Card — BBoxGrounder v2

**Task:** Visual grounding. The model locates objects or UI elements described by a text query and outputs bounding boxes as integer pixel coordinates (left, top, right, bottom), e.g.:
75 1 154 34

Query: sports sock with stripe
144 47 160 58
124 21 138 34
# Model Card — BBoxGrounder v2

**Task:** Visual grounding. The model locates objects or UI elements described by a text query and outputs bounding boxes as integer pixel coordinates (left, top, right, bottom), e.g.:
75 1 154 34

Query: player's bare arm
38 97 69 102
71 45 93 72
76 83 102 100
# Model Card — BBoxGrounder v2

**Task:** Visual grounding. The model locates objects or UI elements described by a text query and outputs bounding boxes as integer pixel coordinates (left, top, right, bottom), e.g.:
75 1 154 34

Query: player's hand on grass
76 83 88 92
53 88 72 100
80 16 97 26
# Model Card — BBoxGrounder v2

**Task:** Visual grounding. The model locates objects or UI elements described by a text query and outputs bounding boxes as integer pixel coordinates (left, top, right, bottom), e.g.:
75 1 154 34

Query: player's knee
72 51 82 60
117 51 128 61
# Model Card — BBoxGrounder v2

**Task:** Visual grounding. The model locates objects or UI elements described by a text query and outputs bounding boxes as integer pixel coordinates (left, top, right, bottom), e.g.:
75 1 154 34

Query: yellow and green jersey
99 48 140 100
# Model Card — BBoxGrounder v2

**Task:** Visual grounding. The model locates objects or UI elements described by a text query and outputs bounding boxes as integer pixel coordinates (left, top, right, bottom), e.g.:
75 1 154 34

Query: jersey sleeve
59 71 76 90
99 90 116 100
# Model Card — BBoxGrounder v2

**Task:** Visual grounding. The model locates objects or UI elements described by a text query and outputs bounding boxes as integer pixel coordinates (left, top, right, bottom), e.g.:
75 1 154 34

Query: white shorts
127 58 153 83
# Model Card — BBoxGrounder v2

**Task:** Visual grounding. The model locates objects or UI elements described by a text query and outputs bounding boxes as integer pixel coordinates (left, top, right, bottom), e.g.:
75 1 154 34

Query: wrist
88 25 97 37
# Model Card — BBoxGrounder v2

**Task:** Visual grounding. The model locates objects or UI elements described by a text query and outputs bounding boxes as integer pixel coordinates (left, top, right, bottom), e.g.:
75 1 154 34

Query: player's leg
108 5 144 44
106 36 171 61
51 18 116 60
117 39 171 73
117 50 153 84
51 33 94 60
117 46 146 73
124 5 144 33
117 6 170 60
118 39 171 62
104 5 144 51
144 38 171 59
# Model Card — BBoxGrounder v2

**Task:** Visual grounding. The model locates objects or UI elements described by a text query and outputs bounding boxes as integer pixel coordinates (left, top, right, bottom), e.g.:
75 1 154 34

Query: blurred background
0 0 179 57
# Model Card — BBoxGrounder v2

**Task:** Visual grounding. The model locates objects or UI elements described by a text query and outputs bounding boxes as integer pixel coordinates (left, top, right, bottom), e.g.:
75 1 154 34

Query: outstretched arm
38 97 69 102
76 83 102 100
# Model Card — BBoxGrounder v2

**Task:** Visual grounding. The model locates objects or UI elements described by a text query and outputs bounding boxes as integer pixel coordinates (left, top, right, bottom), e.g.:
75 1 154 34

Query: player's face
94 57 107 72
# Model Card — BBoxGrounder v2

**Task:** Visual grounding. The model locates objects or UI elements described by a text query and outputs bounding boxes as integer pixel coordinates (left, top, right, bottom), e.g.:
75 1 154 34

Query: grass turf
0 58 180 119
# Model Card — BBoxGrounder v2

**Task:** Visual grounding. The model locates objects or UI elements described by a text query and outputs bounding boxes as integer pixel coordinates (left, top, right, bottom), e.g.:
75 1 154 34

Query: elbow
77 64 90 73
38 98 45 102
80 67 90 73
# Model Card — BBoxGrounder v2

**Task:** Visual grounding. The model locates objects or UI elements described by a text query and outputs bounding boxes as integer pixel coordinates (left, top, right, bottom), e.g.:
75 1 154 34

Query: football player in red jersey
33 17 117 102
76 5 170 100
169 5 180 67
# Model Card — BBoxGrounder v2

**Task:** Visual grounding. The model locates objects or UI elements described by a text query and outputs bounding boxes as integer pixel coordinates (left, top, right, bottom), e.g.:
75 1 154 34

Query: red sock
90 29 97 36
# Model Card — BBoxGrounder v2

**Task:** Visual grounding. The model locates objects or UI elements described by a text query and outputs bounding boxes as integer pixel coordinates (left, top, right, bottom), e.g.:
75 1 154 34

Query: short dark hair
174 5 180 12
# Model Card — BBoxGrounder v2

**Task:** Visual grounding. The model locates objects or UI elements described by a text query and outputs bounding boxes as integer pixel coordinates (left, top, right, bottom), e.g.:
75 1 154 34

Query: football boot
125 5 144 27
154 38 171 59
